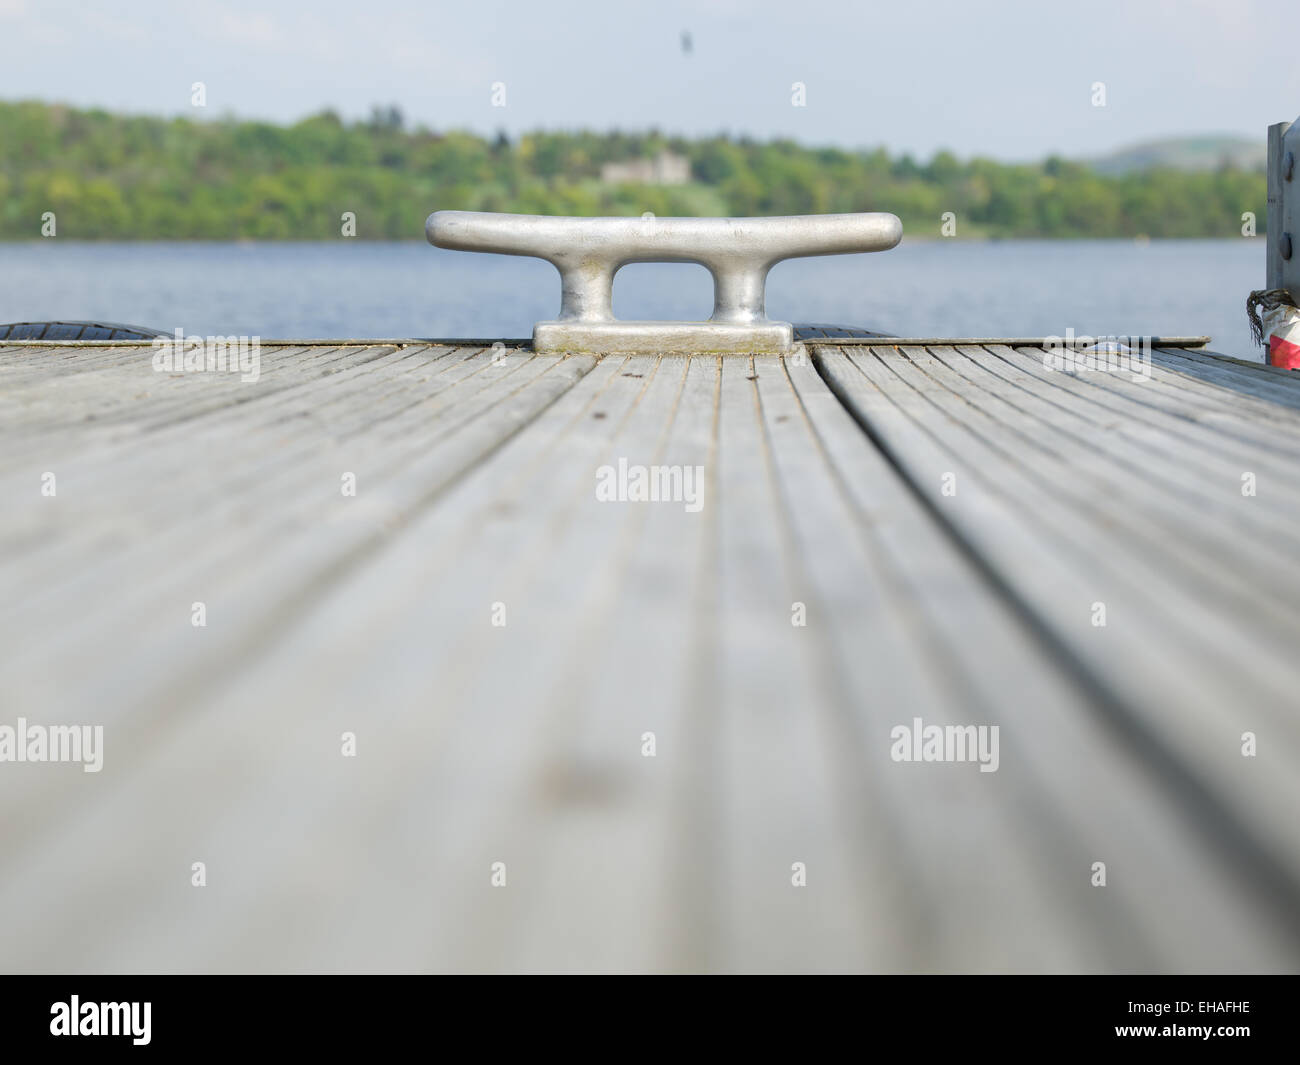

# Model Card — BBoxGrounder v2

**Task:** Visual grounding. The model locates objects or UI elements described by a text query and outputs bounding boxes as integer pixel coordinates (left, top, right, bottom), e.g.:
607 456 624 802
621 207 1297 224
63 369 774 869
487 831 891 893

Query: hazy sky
2 0 1297 160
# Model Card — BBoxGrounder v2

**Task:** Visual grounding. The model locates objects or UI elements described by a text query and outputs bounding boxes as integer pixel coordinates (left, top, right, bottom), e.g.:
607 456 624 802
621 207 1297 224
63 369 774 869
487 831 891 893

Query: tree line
0 100 1265 240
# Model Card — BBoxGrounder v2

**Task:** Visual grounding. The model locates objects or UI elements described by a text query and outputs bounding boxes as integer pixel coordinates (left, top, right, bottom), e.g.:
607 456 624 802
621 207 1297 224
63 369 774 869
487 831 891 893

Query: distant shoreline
0 100 1267 242
0 236 1269 245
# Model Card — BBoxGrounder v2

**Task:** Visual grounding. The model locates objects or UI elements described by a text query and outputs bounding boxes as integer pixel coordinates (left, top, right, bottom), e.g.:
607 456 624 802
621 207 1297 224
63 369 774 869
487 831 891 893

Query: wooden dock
2 335 1299 973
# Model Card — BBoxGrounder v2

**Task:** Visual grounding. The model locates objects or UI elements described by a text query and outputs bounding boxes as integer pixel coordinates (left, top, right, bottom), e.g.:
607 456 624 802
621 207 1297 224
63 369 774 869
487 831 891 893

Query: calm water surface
0 239 1266 362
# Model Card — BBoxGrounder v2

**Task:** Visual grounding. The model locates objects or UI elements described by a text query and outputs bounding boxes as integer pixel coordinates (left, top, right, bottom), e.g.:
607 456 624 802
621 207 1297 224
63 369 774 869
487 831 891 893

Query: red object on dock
1270 332 1300 369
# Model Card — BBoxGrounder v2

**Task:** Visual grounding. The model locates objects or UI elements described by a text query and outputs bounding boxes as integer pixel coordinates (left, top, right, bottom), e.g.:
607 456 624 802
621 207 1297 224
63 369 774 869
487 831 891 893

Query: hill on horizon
1085 135 1266 176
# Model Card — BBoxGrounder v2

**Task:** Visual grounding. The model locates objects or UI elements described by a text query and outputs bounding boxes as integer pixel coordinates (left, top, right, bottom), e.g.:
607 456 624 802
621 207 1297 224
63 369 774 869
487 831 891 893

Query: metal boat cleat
425 210 903 355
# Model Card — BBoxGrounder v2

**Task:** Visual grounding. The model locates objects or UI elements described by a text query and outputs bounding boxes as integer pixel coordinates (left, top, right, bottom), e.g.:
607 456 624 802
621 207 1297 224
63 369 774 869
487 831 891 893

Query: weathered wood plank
0 340 1297 973
816 343 1300 928
0 348 596 842
937 344 1300 615
1150 345 1300 409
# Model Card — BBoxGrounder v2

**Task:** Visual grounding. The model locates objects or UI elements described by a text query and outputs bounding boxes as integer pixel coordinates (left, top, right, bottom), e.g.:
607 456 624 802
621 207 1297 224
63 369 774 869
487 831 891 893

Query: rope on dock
1247 288 1298 348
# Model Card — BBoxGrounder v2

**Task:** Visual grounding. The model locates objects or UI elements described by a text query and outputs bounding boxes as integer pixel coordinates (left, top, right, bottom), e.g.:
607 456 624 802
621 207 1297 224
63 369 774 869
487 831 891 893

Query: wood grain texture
817 342 1300 944
0 340 1296 973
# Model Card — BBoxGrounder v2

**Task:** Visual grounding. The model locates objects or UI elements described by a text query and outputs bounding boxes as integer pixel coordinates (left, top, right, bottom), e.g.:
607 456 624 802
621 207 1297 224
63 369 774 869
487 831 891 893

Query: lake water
0 239 1267 362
